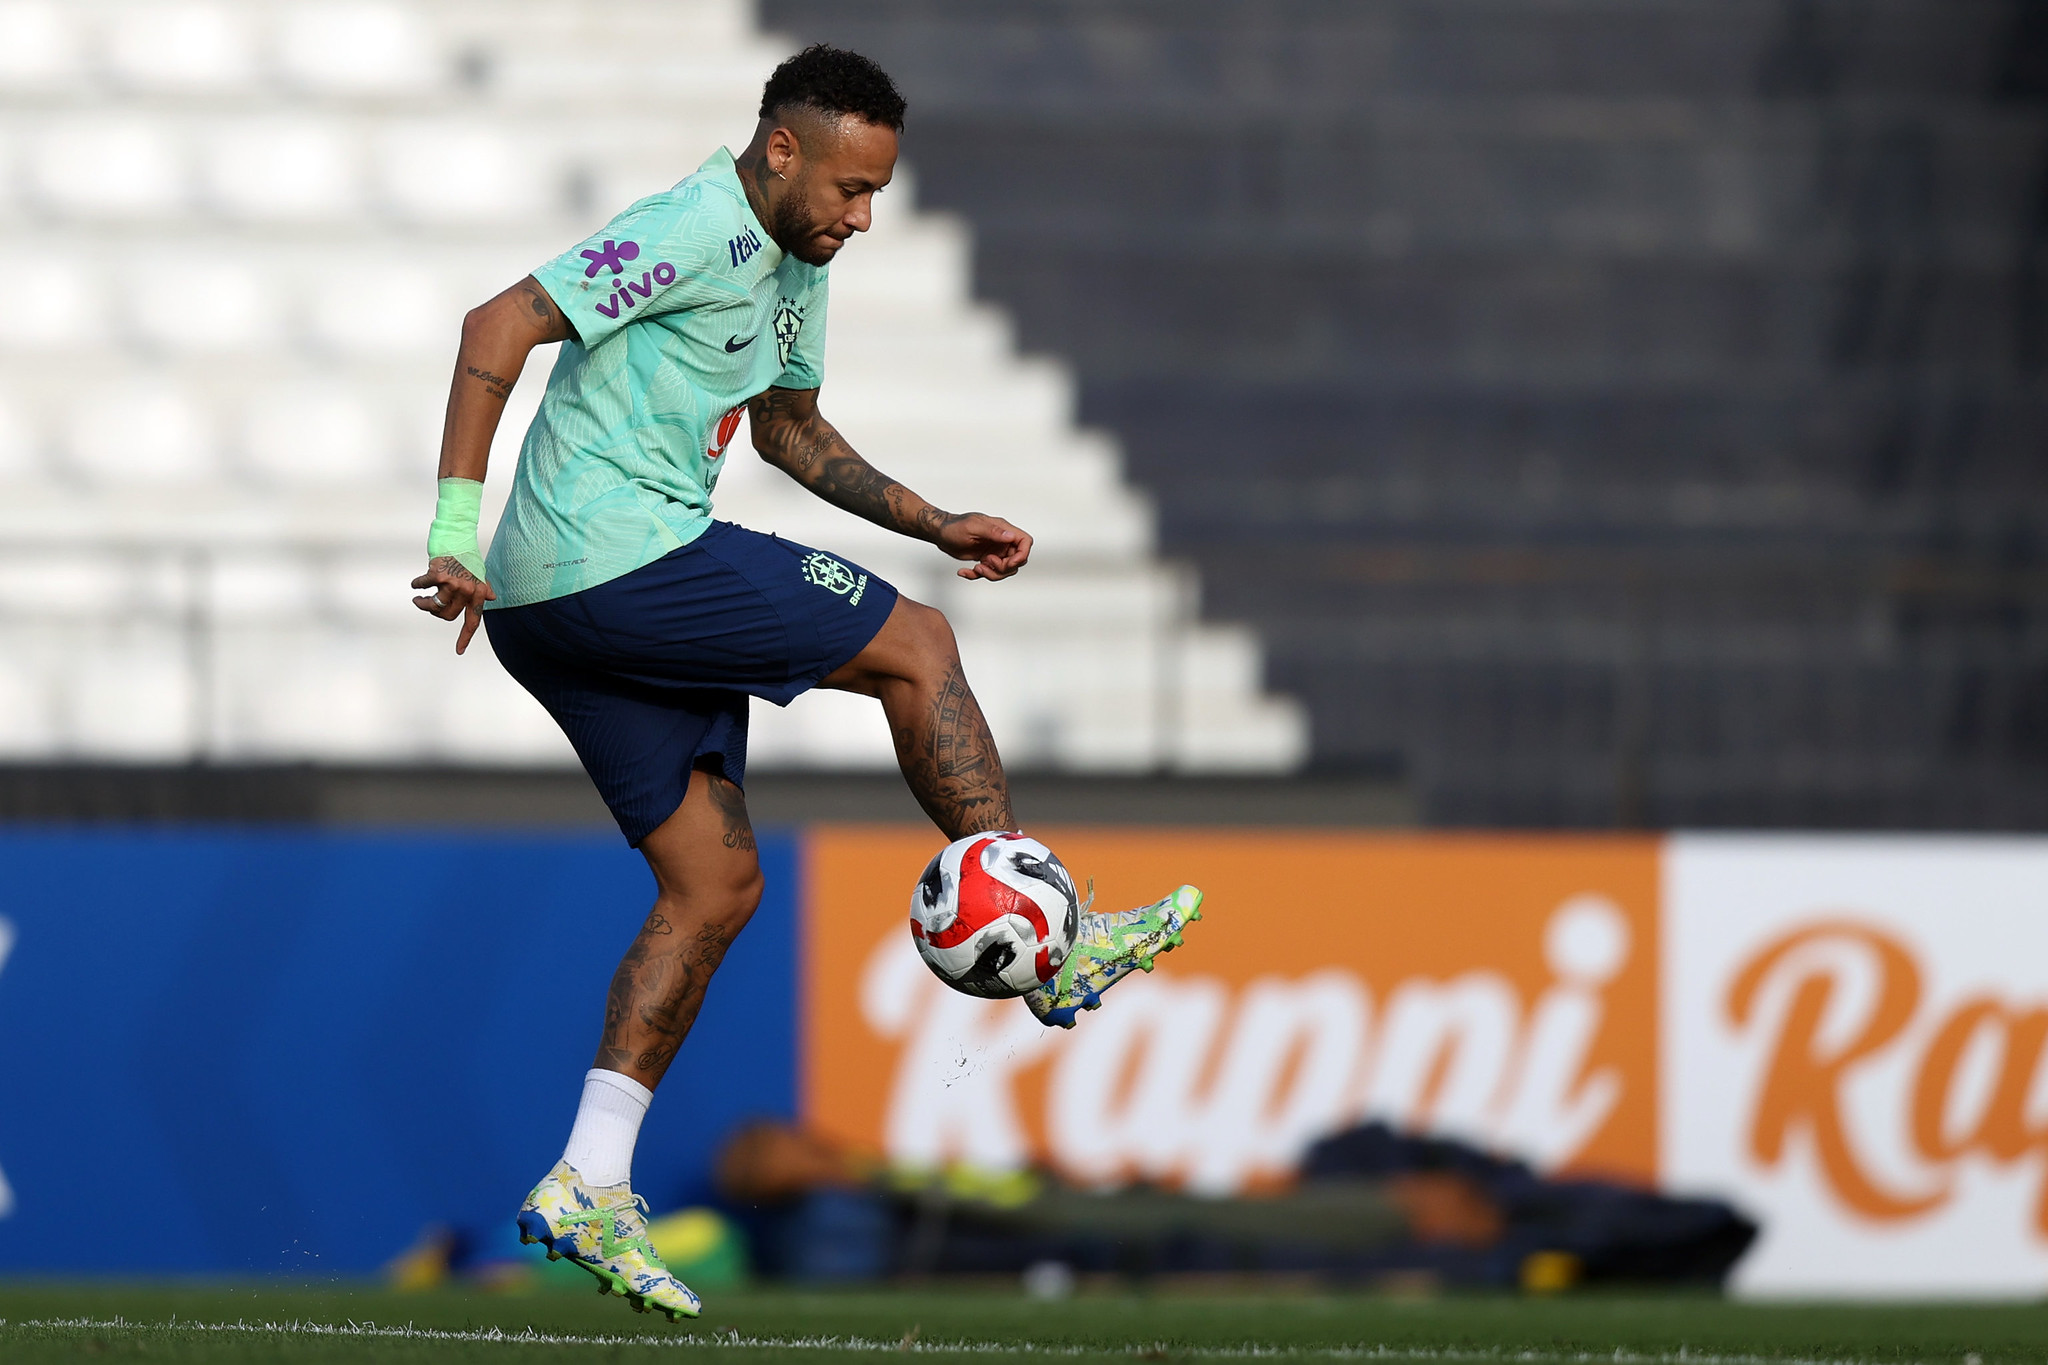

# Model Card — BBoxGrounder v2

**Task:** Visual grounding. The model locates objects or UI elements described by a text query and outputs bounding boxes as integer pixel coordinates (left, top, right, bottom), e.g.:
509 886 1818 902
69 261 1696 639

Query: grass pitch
2 1284 2042 1365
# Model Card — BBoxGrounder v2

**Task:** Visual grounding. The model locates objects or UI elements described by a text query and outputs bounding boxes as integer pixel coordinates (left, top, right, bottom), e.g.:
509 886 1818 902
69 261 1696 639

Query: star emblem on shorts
800 552 858 595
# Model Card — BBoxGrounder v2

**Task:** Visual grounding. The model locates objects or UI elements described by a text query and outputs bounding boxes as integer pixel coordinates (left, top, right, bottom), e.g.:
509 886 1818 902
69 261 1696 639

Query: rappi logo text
856 893 1638 1192
580 239 677 320
1729 921 2048 1231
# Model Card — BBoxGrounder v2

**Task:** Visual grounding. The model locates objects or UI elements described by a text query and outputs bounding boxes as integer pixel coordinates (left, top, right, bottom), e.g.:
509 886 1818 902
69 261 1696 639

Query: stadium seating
0 0 1307 772
764 0 2048 826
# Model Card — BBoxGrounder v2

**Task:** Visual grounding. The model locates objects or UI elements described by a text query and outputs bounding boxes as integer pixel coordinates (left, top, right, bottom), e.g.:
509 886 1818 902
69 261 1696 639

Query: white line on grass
3 1316 1905 1365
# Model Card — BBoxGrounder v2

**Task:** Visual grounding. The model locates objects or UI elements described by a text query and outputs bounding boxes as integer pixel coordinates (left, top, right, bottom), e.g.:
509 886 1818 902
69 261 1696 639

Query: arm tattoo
915 504 969 538
814 451 909 529
464 365 512 401
514 276 576 344
749 389 962 541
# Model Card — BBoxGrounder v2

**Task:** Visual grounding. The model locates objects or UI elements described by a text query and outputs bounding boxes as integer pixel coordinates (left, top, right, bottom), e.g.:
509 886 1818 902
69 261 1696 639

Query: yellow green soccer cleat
1025 884 1203 1029
516 1161 702 1321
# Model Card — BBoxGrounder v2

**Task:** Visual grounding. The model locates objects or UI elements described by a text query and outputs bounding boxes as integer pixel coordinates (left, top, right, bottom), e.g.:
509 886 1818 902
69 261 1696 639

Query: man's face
770 117 898 267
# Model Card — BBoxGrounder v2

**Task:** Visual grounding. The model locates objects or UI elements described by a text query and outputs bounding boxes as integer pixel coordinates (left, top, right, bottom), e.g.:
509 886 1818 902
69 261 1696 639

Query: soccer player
410 47 1201 1318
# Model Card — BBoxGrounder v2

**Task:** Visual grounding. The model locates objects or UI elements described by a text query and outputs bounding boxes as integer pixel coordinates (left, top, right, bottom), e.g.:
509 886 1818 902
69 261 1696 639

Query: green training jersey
484 147 828 609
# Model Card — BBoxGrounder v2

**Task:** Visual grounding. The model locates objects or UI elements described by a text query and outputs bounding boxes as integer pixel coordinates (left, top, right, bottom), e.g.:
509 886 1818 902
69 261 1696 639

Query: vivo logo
594 261 679 320
578 238 679 321
581 239 640 277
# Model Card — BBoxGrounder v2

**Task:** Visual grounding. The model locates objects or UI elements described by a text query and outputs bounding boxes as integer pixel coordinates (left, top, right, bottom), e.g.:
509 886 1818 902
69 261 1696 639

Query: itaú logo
859 895 1633 1192
1729 922 2048 1229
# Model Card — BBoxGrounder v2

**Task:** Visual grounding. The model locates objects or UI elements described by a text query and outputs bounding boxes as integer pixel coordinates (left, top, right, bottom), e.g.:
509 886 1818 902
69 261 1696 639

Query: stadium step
0 0 1307 773
761 0 2048 825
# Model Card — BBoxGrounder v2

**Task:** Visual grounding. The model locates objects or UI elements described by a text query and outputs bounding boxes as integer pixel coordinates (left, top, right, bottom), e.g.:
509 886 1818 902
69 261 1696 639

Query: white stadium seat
304 258 456 356
0 1 83 94
429 646 577 763
0 552 129 619
1172 627 1311 770
0 388 42 479
0 0 1304 771
103 3 260 95
748 688 898 769
199 119 362 223
0 250 107 350
214 626 403 758
28 119 189 221
274 2 440 96
129 256 279 353
0 642 56 754
323 550 425 622
67 628 197 757
66 381 219 485
240 385 391 486
375 122 525 224
205 551 320 624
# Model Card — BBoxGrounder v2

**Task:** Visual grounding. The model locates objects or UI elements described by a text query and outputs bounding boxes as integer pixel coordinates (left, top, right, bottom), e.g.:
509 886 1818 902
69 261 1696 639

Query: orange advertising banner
803 828 1660 1191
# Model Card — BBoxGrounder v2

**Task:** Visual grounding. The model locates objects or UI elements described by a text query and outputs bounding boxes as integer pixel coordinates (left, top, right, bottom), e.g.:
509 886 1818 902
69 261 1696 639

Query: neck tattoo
740 153 774 227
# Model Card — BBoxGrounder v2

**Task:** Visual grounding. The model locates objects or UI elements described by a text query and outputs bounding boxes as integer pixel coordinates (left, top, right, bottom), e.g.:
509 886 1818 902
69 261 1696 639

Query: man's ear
765 124 802 178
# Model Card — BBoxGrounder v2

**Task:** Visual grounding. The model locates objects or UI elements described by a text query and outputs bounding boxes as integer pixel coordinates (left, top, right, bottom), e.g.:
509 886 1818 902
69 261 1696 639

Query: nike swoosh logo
725 334 755 353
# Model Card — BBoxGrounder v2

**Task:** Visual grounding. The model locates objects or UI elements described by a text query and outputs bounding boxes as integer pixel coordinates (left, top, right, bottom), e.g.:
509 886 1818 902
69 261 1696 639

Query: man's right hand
412 555 497 654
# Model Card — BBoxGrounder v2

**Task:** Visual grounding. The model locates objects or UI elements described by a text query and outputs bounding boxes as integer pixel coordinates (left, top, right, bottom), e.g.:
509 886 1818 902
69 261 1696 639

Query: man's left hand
935 514 1033 581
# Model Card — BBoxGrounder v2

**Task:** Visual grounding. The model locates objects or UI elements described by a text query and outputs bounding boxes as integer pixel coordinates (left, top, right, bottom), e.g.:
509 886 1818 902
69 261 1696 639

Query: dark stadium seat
765 0 2048 827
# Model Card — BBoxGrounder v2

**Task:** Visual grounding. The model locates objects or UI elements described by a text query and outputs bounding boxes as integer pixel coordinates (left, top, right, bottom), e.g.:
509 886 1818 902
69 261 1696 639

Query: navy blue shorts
485 521 899 845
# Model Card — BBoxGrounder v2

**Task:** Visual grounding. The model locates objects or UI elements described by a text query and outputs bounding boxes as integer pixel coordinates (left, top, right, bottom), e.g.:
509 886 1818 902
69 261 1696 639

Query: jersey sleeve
530 195 745 350
771 270 829 390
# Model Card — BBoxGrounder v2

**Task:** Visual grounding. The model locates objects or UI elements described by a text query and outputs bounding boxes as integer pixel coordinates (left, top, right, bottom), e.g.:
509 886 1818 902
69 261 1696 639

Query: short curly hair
759 44 906 132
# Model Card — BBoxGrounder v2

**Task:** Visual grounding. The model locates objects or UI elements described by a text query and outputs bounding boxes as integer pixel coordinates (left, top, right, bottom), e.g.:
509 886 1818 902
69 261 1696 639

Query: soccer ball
909 832 1081 999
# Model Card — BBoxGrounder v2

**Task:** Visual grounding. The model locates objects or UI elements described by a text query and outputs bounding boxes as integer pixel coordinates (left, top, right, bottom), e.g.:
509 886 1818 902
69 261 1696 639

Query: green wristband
427 477 487 582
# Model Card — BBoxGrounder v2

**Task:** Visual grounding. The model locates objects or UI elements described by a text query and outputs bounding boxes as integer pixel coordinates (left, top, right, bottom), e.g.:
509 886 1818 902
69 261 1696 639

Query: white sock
561 1068 652 1188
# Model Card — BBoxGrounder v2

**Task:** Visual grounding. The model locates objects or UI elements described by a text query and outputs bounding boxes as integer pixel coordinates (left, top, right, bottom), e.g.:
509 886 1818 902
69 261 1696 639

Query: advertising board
806 828 2048 1297
805 829 1662 1189
0 829 800 1273
1664 836 2048 1296
6 825 2046 1291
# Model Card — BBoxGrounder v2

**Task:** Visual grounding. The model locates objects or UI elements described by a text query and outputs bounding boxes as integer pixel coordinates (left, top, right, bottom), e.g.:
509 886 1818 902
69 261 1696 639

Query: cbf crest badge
801 551 868 606
773 298 806 367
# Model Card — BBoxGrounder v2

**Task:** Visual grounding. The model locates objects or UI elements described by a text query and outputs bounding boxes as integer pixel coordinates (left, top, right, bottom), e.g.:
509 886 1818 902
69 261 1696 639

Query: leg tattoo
706 774 756 853
595 907 737 1084
896 659 1015 840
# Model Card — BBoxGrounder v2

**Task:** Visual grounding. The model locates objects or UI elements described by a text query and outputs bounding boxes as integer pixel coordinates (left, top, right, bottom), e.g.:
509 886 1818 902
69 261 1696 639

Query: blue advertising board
0 828 799 1274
